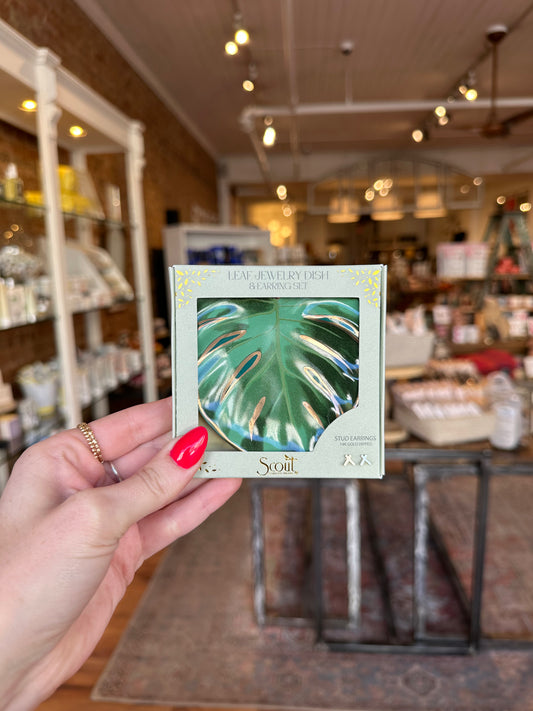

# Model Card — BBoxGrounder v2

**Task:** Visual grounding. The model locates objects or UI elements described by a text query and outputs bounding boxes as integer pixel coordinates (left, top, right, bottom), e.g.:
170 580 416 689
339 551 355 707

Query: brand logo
257 454 298 476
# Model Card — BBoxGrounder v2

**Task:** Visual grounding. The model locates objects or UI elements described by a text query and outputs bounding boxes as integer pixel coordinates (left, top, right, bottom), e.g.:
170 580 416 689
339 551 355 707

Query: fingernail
169 426 208 469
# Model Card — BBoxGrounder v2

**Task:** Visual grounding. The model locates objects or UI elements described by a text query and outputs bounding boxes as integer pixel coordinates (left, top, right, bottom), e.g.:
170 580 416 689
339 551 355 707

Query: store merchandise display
23 164 105 219
16 361 59 416
390 358 532 447
0 239 134 328
18 346 142 411
65 241 134 310
436 241 490 279
431 292 533 348
0 244 46 327
392 377 495 446
1 162 24 202
385 306 435 368
4 344 143 454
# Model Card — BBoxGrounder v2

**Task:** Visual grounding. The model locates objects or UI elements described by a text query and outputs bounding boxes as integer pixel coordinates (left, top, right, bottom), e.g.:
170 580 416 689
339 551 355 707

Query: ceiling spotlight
19 98 37 112
263 124 276 147
242 79 255 92
69 125 87 138
411 128 428 143
225 40 238 55
437 114 450 126
434 105 447 118
465 87 478 101
233 11 250 45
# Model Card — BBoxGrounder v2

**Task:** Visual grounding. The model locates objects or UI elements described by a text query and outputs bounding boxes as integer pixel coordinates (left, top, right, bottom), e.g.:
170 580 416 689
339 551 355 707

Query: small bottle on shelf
4 162 24 203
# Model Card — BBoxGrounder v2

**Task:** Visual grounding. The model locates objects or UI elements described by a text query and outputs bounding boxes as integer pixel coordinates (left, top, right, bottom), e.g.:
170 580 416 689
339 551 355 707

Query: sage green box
169 264 387 478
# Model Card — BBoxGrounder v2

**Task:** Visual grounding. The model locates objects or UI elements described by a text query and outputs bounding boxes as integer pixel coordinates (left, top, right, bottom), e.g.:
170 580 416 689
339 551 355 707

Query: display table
250 440 533 655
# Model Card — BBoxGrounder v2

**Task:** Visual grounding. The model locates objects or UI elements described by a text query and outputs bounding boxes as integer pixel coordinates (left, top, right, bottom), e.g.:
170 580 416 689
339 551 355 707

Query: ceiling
74 0 533 184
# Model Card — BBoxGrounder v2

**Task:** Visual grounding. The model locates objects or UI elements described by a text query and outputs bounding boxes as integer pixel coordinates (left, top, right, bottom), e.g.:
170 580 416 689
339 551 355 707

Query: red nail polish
169 426 208 469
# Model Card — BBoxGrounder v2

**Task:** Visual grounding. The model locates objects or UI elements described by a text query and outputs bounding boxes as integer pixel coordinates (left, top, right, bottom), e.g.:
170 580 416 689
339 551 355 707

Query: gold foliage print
340 268 381 308
174 268 217 308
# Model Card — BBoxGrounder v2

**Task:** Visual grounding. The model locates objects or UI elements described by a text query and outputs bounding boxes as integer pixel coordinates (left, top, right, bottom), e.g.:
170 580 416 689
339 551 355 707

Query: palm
0 399 241 707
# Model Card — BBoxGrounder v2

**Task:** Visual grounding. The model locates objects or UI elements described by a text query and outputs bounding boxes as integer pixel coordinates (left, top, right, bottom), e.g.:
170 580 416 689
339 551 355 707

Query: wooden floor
39 550 180 711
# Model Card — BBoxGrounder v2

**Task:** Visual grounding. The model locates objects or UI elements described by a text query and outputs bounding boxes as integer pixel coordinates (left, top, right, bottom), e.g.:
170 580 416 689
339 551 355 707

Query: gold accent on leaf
249 396 266 441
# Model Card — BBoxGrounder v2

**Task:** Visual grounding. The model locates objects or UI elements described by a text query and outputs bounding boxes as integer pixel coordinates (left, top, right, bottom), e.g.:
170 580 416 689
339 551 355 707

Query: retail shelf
0 195 127 231
0 19 156 426
450 338 530 355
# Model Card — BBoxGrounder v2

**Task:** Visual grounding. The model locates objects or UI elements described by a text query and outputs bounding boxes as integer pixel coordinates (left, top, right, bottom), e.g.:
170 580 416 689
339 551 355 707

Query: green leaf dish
197 297 359 452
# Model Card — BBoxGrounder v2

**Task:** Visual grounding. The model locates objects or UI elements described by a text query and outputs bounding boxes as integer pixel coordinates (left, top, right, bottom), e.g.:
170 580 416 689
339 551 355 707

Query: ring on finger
77 422 104 463
104 460 122 483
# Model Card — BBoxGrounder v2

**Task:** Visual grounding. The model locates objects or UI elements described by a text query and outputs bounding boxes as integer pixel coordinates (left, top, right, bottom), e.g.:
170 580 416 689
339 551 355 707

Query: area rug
93 480 533 710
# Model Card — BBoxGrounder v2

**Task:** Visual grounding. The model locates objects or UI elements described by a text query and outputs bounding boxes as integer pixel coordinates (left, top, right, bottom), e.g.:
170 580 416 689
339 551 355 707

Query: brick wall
0 0 218 241
0 1 218 388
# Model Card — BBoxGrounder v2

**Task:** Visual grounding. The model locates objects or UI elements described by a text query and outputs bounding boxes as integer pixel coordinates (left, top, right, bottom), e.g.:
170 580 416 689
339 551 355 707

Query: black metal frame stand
250 448 533 655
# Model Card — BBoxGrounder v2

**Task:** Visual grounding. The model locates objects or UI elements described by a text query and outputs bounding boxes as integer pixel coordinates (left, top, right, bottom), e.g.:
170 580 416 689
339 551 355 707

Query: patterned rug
93 477 533 710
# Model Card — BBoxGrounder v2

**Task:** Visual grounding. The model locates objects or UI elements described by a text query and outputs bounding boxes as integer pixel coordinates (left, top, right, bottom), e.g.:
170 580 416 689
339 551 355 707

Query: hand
0 398 241 711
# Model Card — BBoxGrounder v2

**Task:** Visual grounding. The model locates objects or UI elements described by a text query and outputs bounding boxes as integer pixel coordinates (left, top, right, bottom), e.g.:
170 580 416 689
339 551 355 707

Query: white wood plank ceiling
75 0 533 177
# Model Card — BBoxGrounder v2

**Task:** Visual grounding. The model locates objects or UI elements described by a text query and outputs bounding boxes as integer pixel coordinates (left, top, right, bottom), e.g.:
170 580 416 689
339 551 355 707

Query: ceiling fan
452 24 533 138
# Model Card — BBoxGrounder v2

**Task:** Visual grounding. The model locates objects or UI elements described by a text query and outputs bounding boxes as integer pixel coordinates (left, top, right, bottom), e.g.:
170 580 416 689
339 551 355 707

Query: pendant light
414 190 447 218
327 195 360 223
372 194 404 221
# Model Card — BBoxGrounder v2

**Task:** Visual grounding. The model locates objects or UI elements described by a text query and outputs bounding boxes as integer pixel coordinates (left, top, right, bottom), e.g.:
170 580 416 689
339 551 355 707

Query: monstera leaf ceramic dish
197 297 359 452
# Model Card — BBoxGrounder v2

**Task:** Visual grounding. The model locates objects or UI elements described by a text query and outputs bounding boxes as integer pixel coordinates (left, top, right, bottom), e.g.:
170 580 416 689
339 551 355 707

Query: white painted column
126 121 157 402
35 49 81 428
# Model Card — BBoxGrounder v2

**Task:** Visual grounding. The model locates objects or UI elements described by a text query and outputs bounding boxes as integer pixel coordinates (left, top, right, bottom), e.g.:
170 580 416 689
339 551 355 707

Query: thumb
101 426 208 534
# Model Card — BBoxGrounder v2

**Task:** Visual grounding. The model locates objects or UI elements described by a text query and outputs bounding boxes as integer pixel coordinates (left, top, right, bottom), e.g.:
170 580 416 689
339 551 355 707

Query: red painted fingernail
169 426 208 469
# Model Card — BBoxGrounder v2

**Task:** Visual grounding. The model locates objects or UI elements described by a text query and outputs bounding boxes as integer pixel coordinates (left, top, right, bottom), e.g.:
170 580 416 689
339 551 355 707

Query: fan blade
503 107 533 127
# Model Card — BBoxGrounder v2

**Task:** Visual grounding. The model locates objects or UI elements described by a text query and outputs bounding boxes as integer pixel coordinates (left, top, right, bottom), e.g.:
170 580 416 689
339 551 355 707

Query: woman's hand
0 398 241 711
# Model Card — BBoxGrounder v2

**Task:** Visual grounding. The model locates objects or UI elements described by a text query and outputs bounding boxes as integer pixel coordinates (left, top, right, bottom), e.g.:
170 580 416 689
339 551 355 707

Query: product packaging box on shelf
169 264 387 479
385 332 435 368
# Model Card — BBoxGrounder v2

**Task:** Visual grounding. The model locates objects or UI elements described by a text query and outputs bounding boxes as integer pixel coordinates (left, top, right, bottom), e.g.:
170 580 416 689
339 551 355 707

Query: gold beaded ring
77 422 104 464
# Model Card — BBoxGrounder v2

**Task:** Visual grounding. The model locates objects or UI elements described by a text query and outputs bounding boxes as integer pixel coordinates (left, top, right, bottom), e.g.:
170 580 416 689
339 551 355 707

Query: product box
169 264 387 479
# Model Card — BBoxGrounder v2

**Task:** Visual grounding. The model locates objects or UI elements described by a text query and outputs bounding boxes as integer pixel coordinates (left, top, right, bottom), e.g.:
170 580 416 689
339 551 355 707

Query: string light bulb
459 72 477 101
276 184 287 200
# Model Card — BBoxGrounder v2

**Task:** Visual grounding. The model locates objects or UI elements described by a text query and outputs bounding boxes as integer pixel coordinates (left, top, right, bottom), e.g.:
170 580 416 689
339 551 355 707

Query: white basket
393 403 496 446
